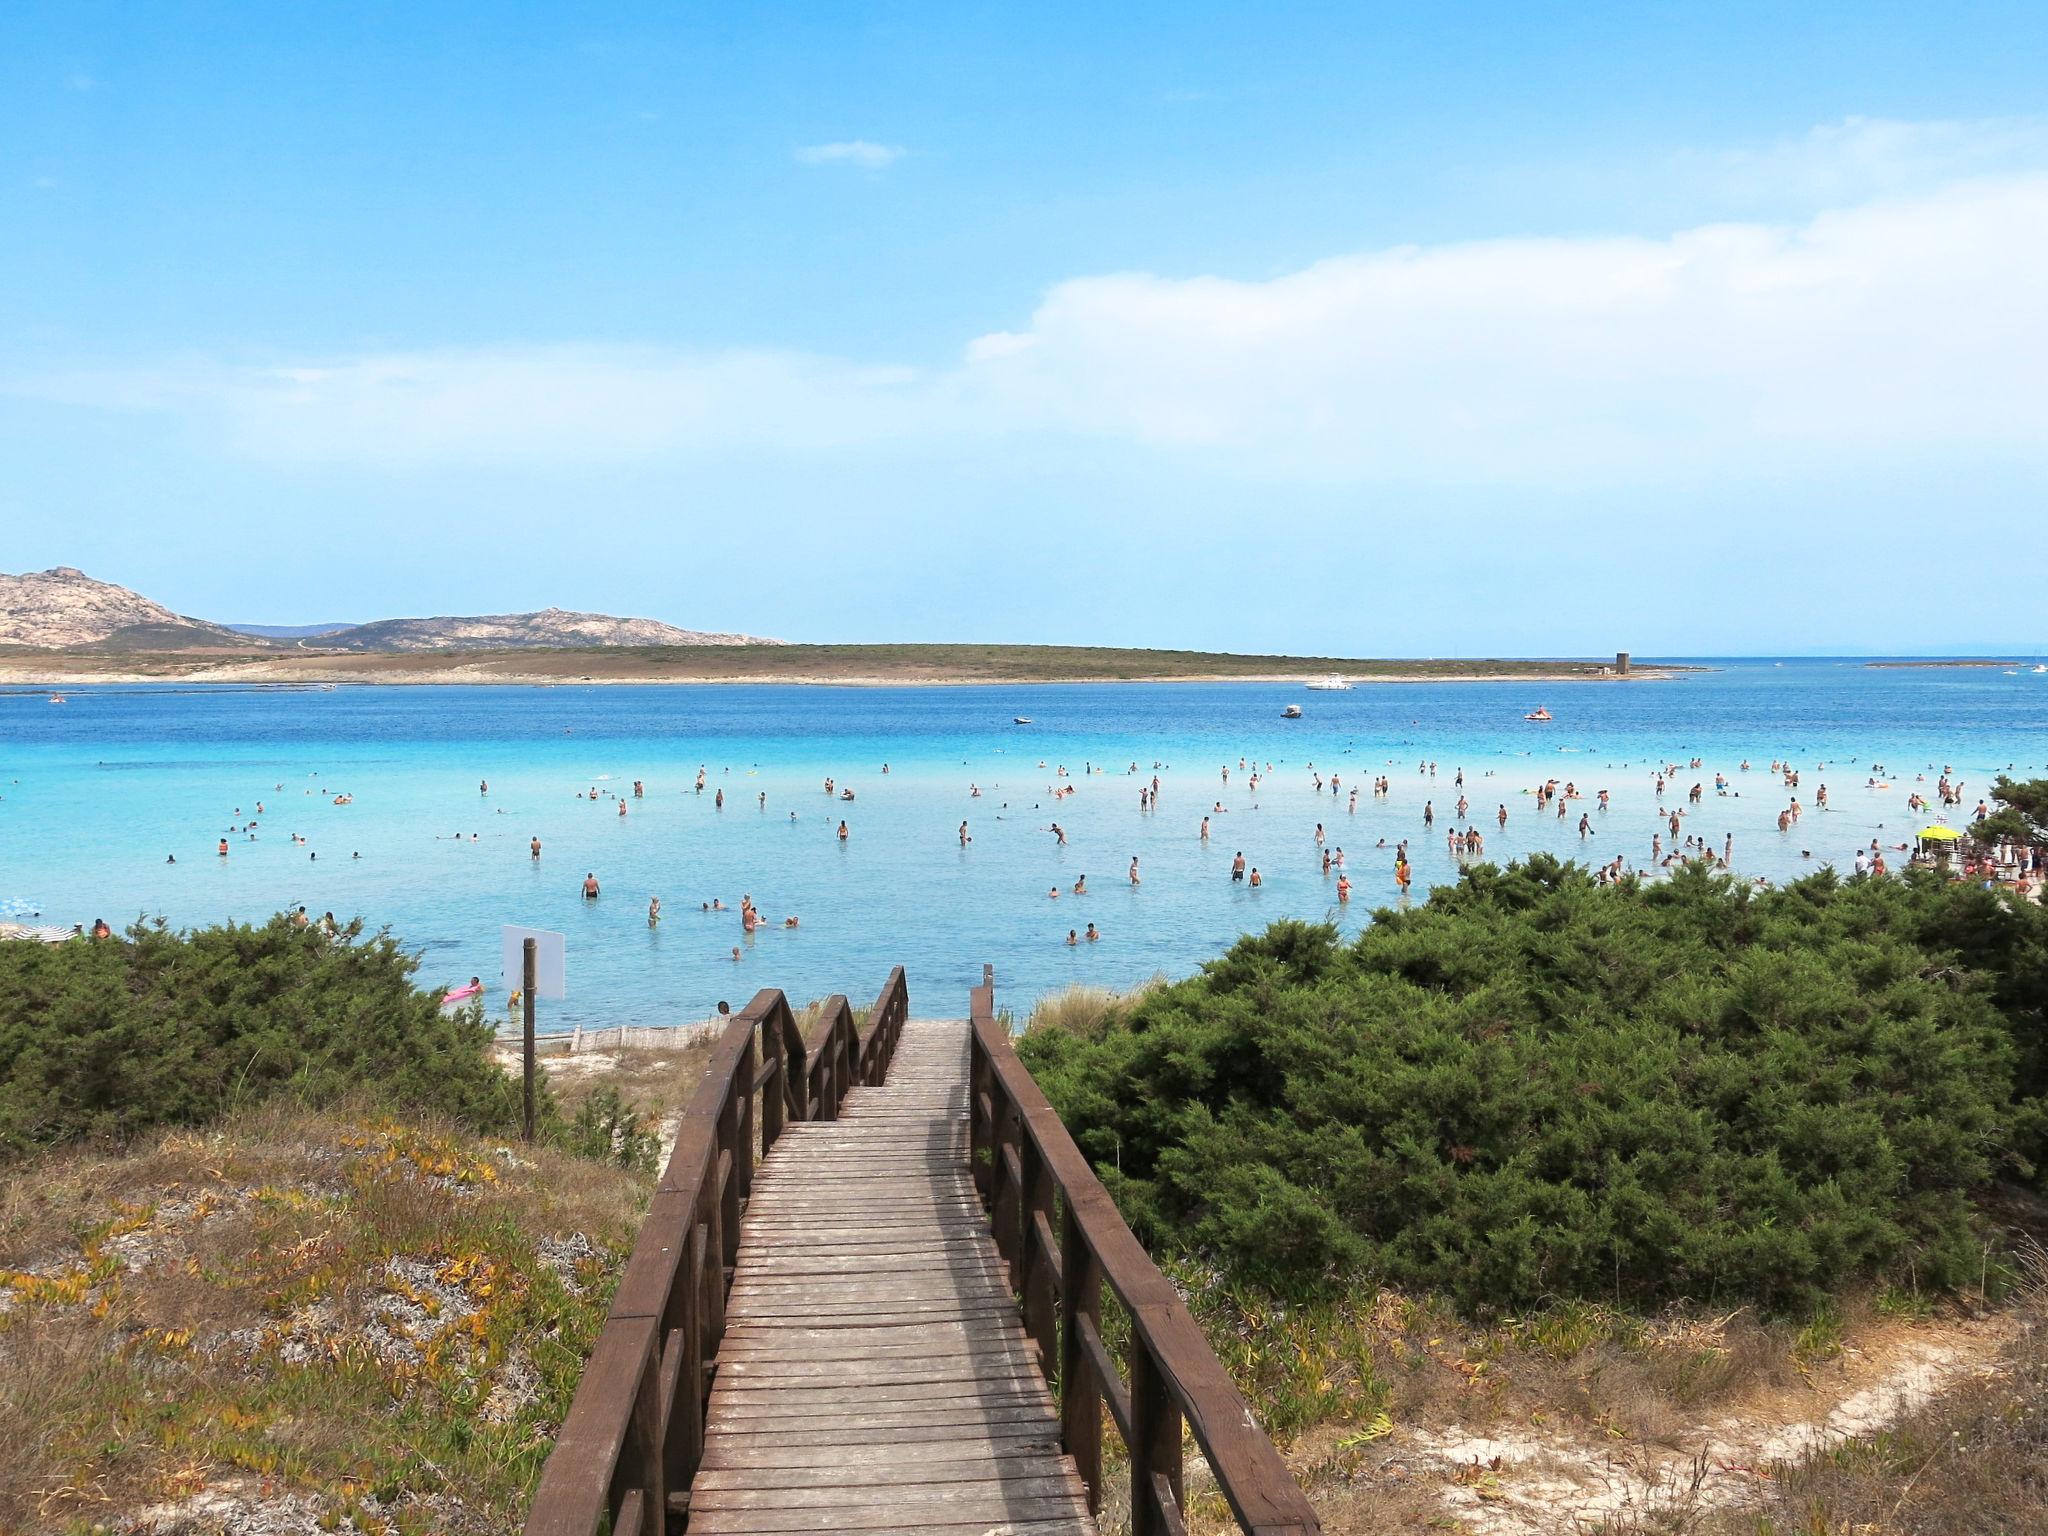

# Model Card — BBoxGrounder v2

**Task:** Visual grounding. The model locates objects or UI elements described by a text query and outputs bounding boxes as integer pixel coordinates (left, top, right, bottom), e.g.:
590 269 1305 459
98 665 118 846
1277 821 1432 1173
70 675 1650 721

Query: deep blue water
2 660 2043 1029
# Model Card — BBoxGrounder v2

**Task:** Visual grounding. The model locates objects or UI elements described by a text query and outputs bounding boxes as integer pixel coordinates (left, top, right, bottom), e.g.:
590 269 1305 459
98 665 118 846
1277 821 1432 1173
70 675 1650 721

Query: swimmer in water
582 872 601 899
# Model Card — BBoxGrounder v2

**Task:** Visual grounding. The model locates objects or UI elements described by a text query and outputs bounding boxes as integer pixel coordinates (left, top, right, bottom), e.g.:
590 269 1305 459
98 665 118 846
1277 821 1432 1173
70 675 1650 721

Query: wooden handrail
970 966 1321 1536
524 966 910 1535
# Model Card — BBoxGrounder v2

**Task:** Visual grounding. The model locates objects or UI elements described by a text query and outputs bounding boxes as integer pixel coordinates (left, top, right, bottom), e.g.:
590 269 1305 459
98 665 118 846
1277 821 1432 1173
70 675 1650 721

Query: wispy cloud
1675 114 2048 205
793 140 904 170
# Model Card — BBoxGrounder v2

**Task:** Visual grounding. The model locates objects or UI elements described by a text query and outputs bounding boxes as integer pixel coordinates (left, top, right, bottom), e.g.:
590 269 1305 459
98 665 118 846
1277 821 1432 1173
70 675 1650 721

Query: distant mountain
0 569 780 652
225 622 358 639
317 608 779 651
0 567 251 650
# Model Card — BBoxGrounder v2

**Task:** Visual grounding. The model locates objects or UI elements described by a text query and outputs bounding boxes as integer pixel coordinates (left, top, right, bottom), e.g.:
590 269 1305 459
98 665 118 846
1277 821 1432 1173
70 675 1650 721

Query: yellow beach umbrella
1918 825 1962 841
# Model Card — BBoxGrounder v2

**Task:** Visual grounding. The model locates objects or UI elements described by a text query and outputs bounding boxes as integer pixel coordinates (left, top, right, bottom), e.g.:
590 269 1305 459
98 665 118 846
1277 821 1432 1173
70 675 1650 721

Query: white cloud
1677 115 2048 206
12 150 2048 486
954 171 2048 479
794 140 904 170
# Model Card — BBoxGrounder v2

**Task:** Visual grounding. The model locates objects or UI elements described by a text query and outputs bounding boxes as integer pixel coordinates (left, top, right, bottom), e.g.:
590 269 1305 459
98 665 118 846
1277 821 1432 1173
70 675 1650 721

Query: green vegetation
1021 857 2046 1315
0 916 527 1155
2 640 1663 685
1975 772 2048 850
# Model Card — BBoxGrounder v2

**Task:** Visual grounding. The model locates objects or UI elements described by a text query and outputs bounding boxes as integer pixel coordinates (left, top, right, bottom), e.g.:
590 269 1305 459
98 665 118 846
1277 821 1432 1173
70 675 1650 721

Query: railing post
716 1093 741 1288
759 1005 786 1156
613 1322 666 1536
1019 1136 1056 1373
1129 1340 1185 1536
669 1220 704 1498
993 1092 1022 1279
783 1015 809 1124
1060 1198 1104 1512
734 1024 755 1206
970 1032 992 1204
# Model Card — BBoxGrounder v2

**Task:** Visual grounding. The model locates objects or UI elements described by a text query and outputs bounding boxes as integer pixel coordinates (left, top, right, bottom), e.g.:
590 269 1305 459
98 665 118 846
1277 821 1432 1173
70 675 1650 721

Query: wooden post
1129 1341 1184 1536
1060 1199 1104 1511
521 937 537 1143
760 1003 786 1156
1019 1136 1056 1378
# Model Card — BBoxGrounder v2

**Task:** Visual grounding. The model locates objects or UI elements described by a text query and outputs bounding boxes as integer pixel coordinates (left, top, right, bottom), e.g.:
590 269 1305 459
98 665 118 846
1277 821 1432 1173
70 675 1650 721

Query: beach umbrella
1917 825 1962 841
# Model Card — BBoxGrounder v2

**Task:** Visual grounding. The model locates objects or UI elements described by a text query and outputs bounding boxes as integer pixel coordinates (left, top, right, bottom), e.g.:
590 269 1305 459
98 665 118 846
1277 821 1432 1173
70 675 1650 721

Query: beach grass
0 1102 645 1534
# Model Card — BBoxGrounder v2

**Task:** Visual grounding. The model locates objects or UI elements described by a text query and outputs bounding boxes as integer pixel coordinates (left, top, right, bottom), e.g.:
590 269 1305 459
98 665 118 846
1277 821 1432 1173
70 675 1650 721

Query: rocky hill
0 569 779 652
318 607 779 651
0 567 248 649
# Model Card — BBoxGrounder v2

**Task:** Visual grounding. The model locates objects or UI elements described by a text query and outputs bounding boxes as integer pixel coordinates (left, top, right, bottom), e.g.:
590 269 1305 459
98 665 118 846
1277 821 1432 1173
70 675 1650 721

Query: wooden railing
524 966 910 1536
970 965 1322 1536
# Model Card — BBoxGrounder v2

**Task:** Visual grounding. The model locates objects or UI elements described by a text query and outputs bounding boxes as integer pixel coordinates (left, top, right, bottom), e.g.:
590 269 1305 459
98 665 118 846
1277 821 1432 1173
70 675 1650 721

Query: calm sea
3 660 2044 1029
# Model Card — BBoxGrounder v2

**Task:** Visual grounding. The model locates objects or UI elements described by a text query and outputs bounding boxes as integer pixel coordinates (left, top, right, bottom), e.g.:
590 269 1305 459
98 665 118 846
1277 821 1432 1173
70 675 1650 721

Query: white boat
1304 677 1352 691
2035 664 2047 674
1282 704 1303 718
1013 716 1033 725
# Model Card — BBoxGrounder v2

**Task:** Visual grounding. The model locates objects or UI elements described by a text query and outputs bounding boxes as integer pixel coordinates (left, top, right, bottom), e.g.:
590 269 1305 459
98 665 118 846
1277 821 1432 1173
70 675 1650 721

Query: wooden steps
688 1019 1097 1536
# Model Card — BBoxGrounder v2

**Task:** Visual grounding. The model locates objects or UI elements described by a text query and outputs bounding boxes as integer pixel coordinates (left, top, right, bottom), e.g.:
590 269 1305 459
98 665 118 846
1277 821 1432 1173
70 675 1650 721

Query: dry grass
1145 1258 2048 1535
525 1033 719 1128
1679 1245 2048 1536
1025 979 1164 1041
0 1102 647 1535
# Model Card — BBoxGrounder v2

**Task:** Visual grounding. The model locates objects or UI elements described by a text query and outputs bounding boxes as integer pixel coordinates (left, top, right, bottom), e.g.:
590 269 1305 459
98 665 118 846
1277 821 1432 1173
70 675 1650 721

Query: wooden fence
970 965 1321 1536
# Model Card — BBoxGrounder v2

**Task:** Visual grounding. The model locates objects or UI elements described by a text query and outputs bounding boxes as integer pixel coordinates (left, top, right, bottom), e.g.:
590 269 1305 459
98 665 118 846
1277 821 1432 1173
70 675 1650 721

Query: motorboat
1304 677 1352 691
1282 704 1303 718
1013 716 1033 725
1523 707 1552 721
2035 664 2047 674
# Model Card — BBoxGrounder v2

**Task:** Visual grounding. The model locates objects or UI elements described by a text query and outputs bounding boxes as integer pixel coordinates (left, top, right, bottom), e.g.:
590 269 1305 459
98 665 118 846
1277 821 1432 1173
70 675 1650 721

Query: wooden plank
692 1454 1078 1491
692 1473 1085 1510
686 1495 1092 1532
706 1402 1056 1432
709 1379 1055 1408
698 1437 1060 1470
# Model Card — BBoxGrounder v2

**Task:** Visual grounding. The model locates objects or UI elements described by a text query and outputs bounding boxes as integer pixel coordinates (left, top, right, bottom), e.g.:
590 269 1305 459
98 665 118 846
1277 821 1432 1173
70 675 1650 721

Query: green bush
0 916 529 1153
1020 858 2045 1314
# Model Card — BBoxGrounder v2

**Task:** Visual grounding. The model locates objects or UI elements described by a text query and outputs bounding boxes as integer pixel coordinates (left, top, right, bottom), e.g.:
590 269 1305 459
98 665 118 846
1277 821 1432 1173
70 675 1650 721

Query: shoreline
0 667 1675 688
0 652 1680 689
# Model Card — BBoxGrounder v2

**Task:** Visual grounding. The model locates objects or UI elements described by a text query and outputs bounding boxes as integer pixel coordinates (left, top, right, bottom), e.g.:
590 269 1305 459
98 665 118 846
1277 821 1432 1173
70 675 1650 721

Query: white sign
501 925 567 1000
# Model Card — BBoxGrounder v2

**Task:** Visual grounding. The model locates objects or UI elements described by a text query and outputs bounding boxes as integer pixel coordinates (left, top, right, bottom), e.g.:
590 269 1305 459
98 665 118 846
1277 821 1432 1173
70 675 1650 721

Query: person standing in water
648 895 661 926
530 836 542 861
582 872 601 899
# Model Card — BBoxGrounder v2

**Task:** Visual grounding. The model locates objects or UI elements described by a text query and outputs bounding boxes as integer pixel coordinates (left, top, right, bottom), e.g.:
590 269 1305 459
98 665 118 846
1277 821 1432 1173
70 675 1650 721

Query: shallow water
3 661 2044 1029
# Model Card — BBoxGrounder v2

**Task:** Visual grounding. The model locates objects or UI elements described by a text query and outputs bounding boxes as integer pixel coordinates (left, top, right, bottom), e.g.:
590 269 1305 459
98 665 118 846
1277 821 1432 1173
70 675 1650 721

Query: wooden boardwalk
689 1019 1098 1536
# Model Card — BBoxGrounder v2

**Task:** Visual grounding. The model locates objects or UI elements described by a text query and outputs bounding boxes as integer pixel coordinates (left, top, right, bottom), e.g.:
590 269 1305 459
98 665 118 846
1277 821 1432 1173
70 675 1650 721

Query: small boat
1304 677 1352 691
1013 716 1033 725
1523 708 1552 722
47 694 66 705
1282 704 1303 718
2035 665 2047 674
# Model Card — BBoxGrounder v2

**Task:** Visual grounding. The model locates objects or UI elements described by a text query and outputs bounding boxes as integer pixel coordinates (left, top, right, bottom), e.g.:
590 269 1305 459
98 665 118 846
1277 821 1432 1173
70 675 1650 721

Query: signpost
502 926 566 1143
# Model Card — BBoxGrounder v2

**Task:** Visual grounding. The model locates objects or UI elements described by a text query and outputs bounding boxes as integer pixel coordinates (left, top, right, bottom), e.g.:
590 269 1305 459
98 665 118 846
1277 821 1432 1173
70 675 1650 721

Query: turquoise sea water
3 661 2045 1030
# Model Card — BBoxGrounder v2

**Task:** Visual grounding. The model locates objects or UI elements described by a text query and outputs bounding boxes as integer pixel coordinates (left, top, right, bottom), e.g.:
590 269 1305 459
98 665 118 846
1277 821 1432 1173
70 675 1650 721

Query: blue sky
4 2 2046 654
